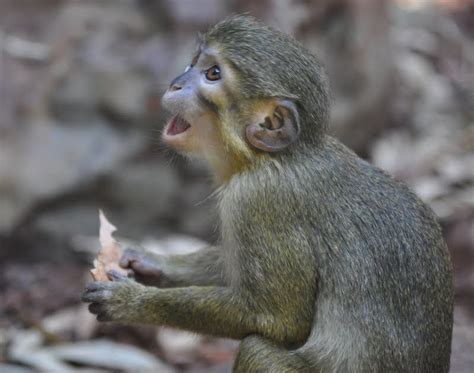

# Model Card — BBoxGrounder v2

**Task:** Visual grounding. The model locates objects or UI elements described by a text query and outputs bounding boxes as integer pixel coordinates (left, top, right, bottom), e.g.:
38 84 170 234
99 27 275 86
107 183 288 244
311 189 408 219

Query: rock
8 329 172 372
31 158 183 239
33 203 105 238
44 340 173 372
296 0 395 153
0 118 143 233
451 307 474 373
0 364 35 373
8 330 73 372
54 1 149 47
42 305 97 340
50 67 99 121
157 328 205 365
163 0 228 26
157 328 237 367
99 159 181 236
48 0 155 124
96 69 151 122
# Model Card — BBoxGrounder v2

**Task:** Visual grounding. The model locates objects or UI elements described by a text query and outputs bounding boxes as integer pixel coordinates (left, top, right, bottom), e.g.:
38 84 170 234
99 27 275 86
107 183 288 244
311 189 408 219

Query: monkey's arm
82 271 292 343
120 245 225 287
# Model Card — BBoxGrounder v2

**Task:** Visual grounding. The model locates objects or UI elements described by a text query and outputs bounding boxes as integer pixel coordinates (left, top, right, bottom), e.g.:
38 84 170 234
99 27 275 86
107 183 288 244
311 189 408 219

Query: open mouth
166 114 191 136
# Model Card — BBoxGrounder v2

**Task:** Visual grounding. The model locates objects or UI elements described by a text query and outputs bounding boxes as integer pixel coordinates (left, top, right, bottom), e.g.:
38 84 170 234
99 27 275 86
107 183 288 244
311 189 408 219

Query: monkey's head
162 15 330 182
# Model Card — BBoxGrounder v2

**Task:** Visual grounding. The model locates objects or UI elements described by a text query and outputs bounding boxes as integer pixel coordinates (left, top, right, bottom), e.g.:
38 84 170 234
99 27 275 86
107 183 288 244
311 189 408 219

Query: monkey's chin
162 114 192 147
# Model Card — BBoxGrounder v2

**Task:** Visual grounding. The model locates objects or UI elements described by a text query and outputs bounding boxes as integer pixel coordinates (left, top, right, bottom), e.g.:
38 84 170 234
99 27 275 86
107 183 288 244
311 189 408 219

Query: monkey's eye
205 65 221 81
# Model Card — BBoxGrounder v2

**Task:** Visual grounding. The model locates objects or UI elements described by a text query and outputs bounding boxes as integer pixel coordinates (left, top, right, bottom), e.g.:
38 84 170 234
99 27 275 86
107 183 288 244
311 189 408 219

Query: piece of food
90 210 128 281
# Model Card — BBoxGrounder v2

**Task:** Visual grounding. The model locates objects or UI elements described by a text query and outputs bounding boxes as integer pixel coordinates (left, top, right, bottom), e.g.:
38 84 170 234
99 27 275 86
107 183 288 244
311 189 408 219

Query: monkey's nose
169 76 183 92
169 83 182 92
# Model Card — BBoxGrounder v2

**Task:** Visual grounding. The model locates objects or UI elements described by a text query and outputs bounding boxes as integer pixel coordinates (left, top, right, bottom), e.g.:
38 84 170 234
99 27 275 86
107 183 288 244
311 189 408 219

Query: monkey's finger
107 269 128 282
97 313 112 322
82 290 113 303
88 303 103 315
127 269 136 278
85 281 113 292
119 248 141 268
131 260 162 277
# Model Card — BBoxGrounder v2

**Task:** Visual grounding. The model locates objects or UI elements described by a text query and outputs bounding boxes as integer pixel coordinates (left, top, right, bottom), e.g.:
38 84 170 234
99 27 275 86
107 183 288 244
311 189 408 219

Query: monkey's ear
245 99 300 152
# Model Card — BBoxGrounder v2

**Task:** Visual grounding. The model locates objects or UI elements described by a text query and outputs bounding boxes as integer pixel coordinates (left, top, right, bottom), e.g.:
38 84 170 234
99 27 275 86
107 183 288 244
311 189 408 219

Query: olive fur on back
210 16 453 372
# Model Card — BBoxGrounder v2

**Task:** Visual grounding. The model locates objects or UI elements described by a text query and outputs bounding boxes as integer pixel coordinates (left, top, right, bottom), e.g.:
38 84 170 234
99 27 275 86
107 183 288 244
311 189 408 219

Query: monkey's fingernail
82 290 109 303
85 282 102 291
107 269 126 281
131 261 160 277
119 256 132 267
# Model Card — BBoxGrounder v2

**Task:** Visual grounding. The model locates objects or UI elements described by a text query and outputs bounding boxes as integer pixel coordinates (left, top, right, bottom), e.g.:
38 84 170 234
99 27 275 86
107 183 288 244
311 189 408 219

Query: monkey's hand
82 270 148 323
120 247 168 287
121 245 225 288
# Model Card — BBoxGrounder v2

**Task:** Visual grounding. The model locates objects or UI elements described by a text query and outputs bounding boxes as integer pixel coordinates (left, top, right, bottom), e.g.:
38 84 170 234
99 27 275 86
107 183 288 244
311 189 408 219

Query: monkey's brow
190 42 206 65
199 50 218 64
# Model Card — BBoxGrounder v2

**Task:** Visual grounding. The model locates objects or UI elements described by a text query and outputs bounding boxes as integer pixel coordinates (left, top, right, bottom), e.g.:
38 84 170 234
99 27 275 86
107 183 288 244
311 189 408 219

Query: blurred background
0 0 473 372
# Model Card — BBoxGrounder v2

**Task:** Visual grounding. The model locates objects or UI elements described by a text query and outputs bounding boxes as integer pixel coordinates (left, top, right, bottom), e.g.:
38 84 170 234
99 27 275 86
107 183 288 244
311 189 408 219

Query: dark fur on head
204 15 330 144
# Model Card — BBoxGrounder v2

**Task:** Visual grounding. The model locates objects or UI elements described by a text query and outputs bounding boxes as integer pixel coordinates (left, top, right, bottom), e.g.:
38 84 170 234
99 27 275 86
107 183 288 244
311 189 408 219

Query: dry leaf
90 210 127 281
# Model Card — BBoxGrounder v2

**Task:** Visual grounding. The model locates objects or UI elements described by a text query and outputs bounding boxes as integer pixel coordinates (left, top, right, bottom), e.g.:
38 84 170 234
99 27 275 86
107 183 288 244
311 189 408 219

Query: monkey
82 15 453 372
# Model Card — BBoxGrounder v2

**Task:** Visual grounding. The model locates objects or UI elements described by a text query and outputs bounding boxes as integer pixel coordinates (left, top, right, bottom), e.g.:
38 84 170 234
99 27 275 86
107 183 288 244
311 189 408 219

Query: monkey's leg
234 335 314 373
121 245 225 287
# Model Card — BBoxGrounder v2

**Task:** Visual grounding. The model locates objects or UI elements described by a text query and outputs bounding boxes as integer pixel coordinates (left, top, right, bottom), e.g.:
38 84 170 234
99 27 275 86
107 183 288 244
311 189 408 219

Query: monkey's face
162 39 302 181
161 46 230 154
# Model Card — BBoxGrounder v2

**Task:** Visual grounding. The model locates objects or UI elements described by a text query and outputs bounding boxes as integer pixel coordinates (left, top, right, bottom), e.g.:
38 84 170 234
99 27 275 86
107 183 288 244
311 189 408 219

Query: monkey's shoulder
221 136 439 234
313 139 439 223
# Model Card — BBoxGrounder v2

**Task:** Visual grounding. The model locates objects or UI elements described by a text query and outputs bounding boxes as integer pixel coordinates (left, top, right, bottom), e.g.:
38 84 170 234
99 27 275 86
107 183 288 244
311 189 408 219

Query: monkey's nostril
169 84 182 92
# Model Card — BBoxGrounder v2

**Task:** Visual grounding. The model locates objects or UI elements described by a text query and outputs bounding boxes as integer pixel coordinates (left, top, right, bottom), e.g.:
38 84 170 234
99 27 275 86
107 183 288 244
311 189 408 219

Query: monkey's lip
165 114 191 137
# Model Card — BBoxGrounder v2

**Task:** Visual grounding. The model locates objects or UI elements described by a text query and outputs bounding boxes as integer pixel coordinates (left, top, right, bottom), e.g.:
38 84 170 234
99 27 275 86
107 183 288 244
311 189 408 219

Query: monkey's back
294 137 453 372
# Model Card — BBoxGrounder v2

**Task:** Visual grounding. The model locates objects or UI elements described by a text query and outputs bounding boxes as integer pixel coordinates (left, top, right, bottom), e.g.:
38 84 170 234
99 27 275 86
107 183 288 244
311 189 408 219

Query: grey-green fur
204 15 330 144
83 15 453 373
